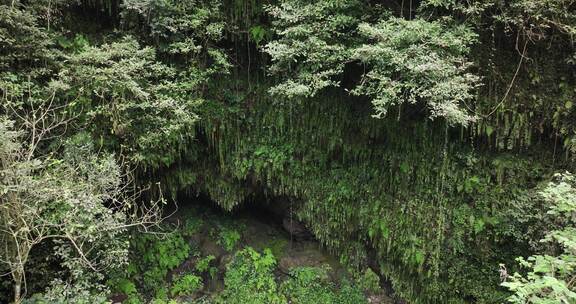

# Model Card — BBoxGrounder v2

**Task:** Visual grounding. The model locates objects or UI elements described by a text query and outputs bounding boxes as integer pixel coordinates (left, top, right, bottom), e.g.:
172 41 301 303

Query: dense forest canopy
0 0 575 303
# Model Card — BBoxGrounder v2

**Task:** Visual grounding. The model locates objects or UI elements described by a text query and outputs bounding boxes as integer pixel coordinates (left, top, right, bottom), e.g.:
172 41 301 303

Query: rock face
277 245 329 274
200 238 227 260
282 217 313 241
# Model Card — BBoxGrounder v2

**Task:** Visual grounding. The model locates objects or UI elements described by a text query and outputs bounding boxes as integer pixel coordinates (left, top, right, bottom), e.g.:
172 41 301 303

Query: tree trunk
13 269 23 304
14 279 21 304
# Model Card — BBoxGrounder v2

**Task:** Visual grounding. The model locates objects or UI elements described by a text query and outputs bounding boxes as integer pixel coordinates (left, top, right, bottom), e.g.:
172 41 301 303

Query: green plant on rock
170 274 204 297
280 266 368 304
333 279 368 304
280 266 336 304
195 254 218 280
249 25 270 46
352 268 381 295
258 238 288 259
132 231 191 294
218 247 286 304
107 277 143 304
182 217 205 237
216 225 242 252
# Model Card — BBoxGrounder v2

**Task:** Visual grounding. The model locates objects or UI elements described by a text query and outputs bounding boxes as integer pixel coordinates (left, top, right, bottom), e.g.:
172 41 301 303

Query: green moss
257 238 289 260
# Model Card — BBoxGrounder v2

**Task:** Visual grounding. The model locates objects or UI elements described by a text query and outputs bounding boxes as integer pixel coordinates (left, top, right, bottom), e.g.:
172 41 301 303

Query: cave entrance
233 194 315 242
170 191 344 278
170 192 315 242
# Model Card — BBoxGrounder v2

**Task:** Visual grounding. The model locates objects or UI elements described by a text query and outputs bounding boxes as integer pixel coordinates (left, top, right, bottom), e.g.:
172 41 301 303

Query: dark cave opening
172 191 315 243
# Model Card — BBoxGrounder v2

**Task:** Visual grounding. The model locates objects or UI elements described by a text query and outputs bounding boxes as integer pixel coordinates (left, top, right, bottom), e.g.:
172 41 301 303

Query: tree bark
13 273 22 304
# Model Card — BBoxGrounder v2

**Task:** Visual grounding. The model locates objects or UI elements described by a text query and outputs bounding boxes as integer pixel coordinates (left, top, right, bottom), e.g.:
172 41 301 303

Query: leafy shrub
280 266 335 304
196 255 217 279
182 217 204 237
502 173 576 303
280 266 368 304
109 277 142 304
333 279 368 304
216 226 241 252
218 247 286 304
196 255 215 273
132 232 191 293
153 286 169 302
170 274 204 297
353 268 381 294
